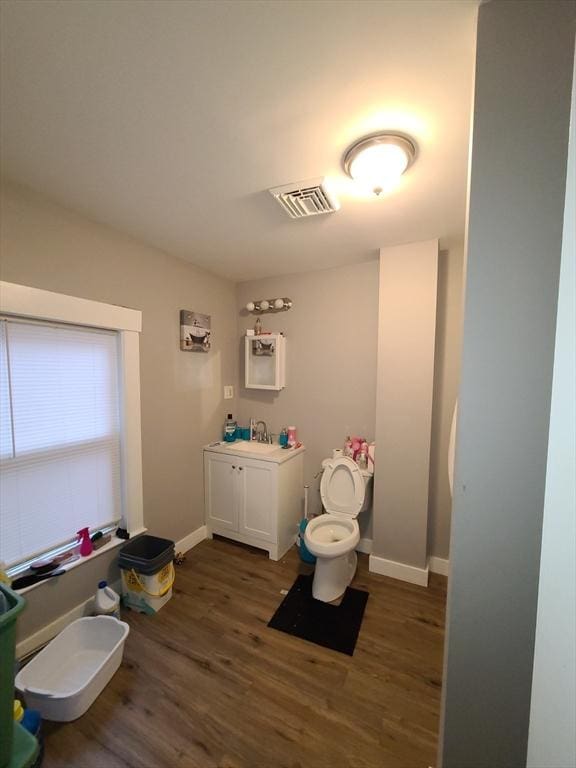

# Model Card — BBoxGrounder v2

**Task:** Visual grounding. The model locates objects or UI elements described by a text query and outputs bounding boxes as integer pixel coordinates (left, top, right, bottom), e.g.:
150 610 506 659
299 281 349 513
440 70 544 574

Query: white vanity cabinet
204 443 305 560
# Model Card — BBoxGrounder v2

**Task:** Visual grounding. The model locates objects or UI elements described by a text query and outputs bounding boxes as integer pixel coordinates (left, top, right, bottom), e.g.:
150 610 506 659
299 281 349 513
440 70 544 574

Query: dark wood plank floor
42 537 447 768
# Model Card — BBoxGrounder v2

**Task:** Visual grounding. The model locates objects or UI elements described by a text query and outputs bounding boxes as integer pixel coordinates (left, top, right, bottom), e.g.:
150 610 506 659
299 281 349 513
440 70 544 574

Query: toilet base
312 550 358 603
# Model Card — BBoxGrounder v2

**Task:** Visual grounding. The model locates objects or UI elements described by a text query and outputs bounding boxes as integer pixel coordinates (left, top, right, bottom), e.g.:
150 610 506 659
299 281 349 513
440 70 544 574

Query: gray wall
235 261 379 541
0 181 238 639
372 240 438 571
527 51 576 768
428 247 464 560
439 2 575 766
0 181 238 541
16 547 121 646
236 248 463 558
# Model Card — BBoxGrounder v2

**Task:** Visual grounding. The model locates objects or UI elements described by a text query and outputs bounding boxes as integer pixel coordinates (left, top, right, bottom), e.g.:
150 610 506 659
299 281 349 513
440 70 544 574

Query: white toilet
304 456 373 602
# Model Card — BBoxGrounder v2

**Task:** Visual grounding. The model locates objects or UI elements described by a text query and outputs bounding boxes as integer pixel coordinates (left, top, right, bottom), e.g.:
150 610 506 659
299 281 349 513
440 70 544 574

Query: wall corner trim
369 554 430 586
176 525 208 554
429 556 450 576
356 538 373 555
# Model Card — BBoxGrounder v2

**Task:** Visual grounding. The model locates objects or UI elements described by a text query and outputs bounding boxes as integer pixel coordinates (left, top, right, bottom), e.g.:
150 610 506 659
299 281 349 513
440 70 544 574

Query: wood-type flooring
42 537 447 768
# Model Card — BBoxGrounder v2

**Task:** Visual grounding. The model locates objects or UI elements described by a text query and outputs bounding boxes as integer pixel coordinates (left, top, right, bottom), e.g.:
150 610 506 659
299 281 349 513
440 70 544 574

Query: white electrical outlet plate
224 385 234 399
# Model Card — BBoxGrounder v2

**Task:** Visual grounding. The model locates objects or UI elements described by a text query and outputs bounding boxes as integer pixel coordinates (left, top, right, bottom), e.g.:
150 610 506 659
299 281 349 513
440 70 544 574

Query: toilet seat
320 457 365 518
305 514 359 558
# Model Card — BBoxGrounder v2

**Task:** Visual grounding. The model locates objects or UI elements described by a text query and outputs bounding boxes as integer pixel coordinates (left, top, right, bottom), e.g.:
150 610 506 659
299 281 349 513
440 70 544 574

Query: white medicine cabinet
244 333 286 390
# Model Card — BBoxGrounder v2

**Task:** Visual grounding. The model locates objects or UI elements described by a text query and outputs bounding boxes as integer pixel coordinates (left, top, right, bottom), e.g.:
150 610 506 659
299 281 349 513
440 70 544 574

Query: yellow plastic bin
118 536 175 615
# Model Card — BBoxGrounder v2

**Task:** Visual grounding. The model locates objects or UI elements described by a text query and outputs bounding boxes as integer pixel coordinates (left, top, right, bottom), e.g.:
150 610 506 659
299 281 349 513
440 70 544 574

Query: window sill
15 527 147 596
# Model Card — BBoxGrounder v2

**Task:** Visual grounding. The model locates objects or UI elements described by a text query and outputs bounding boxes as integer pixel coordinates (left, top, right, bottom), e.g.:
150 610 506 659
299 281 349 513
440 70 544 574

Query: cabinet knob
239 466 243 471
232 465 236 469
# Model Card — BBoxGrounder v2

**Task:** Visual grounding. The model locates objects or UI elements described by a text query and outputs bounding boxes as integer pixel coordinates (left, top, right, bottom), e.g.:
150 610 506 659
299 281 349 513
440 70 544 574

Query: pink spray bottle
77 527 93 557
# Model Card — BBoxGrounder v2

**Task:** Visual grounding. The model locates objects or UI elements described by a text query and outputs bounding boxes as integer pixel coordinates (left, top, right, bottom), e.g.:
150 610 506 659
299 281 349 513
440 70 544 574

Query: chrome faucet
255 420 270 443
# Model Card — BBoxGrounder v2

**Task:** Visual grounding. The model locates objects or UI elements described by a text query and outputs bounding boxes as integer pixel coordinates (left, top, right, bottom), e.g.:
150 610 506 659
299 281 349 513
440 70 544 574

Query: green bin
0 584 26 768
8 723 38 768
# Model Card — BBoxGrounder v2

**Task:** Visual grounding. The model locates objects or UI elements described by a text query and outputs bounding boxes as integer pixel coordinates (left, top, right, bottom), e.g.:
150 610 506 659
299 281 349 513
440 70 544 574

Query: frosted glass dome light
343 133 417 195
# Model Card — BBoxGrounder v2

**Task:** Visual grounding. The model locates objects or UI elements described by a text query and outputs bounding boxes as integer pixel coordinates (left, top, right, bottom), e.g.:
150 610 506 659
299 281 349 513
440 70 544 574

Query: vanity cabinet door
238 459 276 542
205 453 238 532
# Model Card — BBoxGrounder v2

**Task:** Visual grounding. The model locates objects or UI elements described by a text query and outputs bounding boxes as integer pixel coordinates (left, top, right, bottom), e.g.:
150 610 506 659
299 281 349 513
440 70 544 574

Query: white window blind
0 318 122 568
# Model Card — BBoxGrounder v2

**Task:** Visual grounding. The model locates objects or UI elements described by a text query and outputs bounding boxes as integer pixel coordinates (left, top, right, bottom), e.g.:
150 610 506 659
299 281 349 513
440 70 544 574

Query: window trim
0 281 144 556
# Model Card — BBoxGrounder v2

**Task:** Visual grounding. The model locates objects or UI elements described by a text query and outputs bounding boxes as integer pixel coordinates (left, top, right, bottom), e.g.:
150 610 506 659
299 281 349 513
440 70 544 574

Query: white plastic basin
16 615 129 721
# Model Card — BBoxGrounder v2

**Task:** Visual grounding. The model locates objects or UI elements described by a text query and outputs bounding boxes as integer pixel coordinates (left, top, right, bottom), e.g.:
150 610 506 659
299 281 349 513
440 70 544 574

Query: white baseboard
369 554 430 587
429 555 450 576
176 525 207 555
356 537 373 555
16 578 122 660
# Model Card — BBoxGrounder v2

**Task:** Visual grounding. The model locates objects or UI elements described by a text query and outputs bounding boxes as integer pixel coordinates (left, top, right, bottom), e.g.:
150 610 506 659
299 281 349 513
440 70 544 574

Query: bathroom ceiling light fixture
343 132 417 195
246 298 293 313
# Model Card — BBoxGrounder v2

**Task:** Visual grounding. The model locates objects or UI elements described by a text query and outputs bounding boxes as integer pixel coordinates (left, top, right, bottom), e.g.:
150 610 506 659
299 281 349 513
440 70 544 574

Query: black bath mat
267 574 369 656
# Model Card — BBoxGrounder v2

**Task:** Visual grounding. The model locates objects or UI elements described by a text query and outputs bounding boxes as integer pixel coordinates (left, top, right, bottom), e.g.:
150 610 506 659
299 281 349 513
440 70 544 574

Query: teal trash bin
297 518 316 564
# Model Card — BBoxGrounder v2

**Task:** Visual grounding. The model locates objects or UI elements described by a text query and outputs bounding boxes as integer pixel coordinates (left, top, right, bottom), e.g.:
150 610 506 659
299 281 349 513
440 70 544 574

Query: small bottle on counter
254 317 262 335
224 413 237 442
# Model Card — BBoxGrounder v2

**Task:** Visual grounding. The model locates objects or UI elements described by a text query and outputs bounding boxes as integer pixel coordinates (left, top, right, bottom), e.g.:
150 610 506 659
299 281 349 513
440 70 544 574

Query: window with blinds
0 317 122 569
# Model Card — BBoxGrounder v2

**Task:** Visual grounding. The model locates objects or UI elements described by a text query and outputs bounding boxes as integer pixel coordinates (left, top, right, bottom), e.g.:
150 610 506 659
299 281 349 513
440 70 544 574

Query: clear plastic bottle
357 442 368 470
344 436 353 458
224 413 237 442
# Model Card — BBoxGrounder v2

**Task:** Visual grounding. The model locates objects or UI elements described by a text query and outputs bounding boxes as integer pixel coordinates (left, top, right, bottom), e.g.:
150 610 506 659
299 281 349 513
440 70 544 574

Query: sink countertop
204 440 305 464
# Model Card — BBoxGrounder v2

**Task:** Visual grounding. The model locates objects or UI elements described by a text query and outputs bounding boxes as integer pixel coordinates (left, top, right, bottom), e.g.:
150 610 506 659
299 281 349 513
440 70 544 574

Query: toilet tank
367 442 375 475
360 470 373 512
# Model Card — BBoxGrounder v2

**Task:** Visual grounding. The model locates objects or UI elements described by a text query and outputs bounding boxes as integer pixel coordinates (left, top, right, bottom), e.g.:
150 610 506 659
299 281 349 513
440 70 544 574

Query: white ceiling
0 0 478 281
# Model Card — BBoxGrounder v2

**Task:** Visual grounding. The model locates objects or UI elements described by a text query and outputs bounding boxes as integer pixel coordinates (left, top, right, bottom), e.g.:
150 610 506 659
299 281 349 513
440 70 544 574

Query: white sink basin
224 441 281 455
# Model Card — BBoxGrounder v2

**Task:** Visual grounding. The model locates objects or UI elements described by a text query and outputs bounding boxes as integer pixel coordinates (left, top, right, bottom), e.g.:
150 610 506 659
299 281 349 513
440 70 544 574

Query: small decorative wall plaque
180 310 211 352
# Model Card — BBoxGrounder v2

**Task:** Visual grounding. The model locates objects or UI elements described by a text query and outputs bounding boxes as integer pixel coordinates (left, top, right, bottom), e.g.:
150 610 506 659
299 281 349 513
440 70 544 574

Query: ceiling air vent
269 178 340 219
